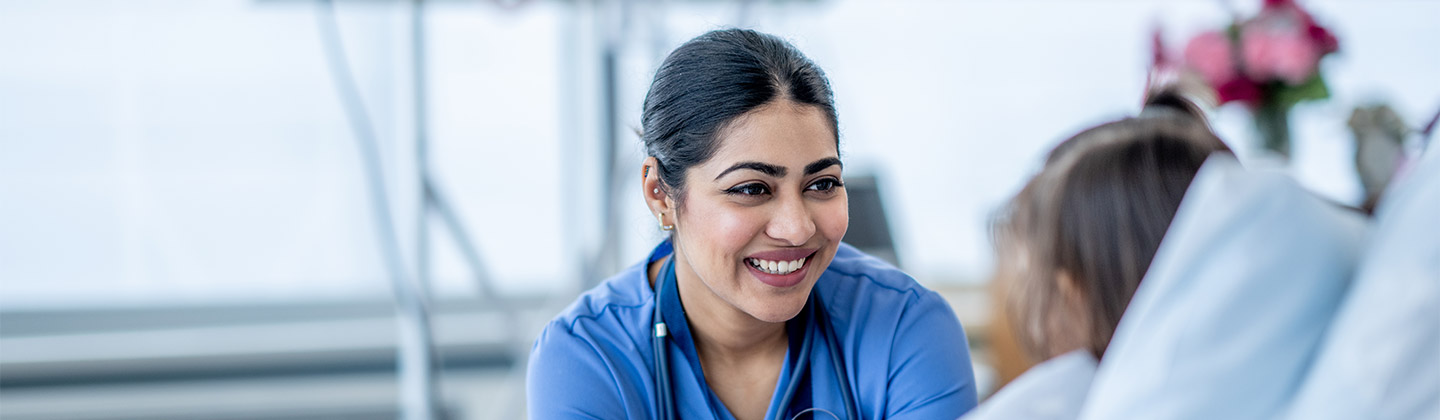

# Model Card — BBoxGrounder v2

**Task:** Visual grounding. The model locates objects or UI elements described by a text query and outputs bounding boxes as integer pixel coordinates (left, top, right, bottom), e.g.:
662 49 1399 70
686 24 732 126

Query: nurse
526 29 978 420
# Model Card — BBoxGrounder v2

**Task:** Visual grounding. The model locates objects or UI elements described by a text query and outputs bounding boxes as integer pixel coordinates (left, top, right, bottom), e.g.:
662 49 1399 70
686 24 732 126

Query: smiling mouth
745 256 808 275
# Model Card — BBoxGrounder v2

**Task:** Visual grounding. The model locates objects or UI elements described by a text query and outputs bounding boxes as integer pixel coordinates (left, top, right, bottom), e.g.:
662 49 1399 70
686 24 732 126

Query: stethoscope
652 255 858 420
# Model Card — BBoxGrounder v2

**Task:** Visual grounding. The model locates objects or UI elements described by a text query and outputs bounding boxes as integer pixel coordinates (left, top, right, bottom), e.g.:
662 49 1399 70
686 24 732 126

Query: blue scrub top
526 241 978 419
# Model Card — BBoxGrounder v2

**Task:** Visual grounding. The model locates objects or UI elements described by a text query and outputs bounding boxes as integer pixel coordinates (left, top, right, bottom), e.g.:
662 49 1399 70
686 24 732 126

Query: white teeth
748 257 808 275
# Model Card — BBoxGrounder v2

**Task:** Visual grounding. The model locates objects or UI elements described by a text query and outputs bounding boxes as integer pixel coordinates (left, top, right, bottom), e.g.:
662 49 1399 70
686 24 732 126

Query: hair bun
1141 76 1214 125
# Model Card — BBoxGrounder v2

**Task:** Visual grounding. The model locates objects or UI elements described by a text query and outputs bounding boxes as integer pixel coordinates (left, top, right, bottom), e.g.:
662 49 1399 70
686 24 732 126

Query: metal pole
587 0 629 290
406 0 443 418
312 2 442 418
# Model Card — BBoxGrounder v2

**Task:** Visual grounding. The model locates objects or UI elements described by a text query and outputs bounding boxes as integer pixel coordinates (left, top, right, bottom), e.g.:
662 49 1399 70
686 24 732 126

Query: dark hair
641 28 838 205
995 88 1232 361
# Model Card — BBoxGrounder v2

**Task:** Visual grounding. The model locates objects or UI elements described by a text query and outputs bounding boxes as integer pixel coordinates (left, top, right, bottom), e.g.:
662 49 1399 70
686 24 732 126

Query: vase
1254 102 1292 160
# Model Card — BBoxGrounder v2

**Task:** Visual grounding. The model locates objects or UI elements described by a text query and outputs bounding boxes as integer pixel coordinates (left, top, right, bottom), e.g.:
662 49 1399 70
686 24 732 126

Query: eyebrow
714 157 843 181
715 162 785 180
804 157 842 176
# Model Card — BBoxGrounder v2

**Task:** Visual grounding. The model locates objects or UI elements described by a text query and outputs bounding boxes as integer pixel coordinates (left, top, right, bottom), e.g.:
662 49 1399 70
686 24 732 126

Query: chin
746 286 813 323
749 307 805 324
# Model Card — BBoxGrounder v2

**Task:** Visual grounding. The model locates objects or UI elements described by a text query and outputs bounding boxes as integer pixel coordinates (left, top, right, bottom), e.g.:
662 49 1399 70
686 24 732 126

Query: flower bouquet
1176 0 1339 158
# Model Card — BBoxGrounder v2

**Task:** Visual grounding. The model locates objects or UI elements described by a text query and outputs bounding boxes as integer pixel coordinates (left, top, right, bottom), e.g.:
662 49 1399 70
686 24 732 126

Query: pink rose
1240 2 1327 86
1306 20 1339 55
1184 31 1237 87
1277 0 1339 54
1242 28 1322 85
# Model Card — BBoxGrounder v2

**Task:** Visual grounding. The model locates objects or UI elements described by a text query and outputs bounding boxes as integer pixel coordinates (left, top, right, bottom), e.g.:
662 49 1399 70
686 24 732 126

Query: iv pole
317 0 503 417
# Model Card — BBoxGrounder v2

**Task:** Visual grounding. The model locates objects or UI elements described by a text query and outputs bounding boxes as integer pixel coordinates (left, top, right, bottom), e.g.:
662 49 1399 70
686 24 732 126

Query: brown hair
995 88 1231 361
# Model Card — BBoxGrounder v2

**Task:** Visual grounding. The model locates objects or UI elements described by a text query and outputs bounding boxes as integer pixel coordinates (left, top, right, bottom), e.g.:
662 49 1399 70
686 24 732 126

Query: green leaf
1273 72 1331 110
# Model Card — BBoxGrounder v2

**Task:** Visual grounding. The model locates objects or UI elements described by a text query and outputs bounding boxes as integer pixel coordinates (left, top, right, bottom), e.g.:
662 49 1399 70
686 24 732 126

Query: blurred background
1 0 1436 419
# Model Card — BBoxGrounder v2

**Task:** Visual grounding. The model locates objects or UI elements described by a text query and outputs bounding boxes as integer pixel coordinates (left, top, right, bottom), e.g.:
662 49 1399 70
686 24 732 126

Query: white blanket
961 350 1096 420
1282 146 1440 420
1077 155 1367 420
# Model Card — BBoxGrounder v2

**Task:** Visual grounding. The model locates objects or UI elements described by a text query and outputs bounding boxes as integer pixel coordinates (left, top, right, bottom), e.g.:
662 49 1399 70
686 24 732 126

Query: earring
653 188 660 195
657 212 674 231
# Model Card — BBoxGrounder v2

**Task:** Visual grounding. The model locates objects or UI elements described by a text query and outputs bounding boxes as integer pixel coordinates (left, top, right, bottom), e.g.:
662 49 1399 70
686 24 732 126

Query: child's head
996 89 1231 361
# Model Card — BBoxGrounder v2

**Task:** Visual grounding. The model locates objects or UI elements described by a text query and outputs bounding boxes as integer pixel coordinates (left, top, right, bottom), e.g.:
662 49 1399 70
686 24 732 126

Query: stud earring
653 188 660 195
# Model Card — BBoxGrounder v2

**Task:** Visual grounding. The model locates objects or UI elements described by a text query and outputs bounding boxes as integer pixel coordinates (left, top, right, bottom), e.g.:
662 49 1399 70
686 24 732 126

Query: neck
687 294 788 363
665 257 789 363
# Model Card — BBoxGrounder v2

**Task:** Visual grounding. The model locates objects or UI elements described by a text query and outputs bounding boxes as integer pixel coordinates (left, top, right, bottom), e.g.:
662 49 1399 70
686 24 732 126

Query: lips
744 248 818 288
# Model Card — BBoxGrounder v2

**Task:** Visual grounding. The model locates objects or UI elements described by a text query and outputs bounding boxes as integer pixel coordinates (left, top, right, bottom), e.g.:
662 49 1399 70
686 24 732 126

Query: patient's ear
1057 271 1083 304
1051 270 1095 356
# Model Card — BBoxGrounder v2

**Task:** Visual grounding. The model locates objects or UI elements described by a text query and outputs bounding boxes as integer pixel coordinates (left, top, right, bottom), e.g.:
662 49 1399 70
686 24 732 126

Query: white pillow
1077 155 1368 420
1282 146 1440 420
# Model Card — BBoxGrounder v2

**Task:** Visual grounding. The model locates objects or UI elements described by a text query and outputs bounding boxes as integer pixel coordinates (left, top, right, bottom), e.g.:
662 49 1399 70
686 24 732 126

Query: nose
766 193 816 246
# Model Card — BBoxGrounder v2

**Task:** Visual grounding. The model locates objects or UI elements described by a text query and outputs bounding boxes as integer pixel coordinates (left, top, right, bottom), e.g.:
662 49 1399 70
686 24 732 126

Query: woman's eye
727 183 770 196
807 178 842 192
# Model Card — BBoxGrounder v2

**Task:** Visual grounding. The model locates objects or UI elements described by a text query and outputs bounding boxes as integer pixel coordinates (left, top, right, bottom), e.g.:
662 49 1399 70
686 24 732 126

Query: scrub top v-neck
654 251 823 419
527 241 978 419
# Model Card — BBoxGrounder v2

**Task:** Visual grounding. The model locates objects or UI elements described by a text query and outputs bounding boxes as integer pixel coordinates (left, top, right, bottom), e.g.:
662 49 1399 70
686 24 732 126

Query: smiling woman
526 29 978 420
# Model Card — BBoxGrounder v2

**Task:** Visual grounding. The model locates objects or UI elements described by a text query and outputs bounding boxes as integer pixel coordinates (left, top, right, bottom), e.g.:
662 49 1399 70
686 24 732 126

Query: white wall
2 0 1437 308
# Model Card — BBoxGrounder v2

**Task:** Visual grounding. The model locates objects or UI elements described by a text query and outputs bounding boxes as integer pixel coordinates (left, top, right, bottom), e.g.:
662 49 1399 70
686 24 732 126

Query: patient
965 88 1231 419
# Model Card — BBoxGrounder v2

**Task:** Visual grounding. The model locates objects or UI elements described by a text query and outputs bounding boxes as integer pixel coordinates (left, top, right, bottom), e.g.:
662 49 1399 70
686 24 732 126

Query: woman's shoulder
820 242 938 306
821 243 980 416
527 261 657 418
540 241 673 347
542 260 654 339
818 242 963 339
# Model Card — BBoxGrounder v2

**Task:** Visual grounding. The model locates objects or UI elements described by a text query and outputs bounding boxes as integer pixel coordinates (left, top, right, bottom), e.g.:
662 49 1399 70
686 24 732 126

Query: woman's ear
642 157 675 227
